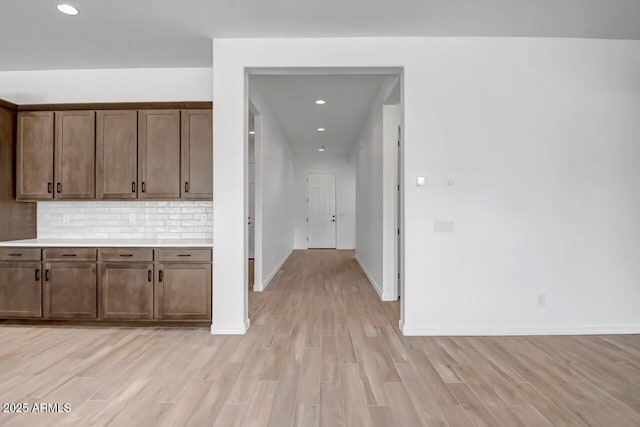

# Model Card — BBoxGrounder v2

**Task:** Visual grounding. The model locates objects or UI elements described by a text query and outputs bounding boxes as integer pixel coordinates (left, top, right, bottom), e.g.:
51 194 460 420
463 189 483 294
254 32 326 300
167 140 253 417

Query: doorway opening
246 68 404 327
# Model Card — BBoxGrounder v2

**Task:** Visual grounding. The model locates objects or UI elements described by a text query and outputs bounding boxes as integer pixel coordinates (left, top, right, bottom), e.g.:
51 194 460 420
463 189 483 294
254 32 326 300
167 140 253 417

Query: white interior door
307 173 336 249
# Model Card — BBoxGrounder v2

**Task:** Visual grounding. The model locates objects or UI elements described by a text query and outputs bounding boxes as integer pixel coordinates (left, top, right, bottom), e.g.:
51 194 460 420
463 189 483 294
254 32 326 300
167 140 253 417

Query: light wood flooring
1 249 639 426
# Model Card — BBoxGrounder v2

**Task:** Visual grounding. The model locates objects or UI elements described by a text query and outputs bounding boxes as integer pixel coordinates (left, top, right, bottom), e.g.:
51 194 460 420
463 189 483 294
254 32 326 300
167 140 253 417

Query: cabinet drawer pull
47 182 52 194
148 270 152 282
119 254 134 257
141 182 146 193
57 183 62 193
35 269 40 282
177 254 191 257
45 270 50 282
132 182 136 193
62 254 77 257
159 270 163 282
8 253 22 257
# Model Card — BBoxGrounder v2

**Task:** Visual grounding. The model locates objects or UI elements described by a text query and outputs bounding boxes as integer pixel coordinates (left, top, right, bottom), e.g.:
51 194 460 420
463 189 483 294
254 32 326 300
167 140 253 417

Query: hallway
0 250 639 426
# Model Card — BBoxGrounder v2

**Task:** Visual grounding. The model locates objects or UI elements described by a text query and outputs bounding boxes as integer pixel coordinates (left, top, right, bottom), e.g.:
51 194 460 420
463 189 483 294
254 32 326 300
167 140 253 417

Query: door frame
305 172 337 249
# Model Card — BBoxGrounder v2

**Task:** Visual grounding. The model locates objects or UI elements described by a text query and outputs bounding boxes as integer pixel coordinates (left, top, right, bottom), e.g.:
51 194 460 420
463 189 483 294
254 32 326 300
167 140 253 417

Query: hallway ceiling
1 0 640 70
251 74 390 155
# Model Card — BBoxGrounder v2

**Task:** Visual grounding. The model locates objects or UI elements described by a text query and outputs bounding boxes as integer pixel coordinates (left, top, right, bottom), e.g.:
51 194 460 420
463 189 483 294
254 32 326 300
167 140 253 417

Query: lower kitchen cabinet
0 247 211 325
155 263 212 320
0 262 42 318
99 263 154 320
44 262 97 319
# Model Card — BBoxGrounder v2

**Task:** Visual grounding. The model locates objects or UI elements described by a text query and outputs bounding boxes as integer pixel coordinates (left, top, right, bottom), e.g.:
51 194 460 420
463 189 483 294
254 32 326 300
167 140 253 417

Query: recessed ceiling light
315 99 326 105
57 4 79 15
249 131 255 135
317 128 325 132
318 146 326 152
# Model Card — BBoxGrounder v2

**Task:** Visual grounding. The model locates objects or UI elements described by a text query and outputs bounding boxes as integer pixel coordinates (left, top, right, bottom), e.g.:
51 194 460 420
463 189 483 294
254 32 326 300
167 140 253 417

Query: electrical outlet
129 213 136 224
200 214 207 224
63 214 70 224
537 294 546 307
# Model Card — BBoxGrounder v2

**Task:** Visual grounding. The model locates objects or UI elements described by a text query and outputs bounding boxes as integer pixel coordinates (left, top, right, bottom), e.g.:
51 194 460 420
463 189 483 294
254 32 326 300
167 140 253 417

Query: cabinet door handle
141 182 146 193
159 270 163 282
132 182 136 193
185 182 189 193
57 183 62 193
45 269 50 282
148 270 152 282
47 182 52 194
35 269 40 282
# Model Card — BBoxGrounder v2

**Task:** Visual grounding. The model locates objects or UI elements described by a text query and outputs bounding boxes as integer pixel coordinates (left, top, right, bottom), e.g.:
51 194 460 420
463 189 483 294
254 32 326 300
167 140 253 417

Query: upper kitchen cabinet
181 110 213 200
138 110 181 199
16 112 54 200
55 111 96 199
96 110 138 199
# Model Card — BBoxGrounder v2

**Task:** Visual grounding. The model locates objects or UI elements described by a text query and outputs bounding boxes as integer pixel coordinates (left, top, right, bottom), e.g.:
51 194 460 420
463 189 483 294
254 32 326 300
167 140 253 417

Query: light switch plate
416 176 427 187
433 220 455 233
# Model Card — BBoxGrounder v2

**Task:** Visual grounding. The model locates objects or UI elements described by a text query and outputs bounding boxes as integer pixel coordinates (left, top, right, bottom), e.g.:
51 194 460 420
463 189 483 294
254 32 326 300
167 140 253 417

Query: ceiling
251 74 391 155
1 0 640 70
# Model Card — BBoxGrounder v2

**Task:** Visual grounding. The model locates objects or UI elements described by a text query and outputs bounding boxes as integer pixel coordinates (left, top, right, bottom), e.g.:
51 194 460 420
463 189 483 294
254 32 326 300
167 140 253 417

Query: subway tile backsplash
37 201 213 240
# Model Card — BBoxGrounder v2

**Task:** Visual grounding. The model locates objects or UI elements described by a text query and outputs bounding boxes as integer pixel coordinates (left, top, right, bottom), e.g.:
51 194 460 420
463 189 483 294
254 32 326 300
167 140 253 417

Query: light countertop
0 239 213 248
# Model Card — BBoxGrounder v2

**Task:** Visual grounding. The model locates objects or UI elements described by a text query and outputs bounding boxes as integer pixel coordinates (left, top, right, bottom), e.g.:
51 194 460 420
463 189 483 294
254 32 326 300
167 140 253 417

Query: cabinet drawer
100 248 154 262
156 249 211 262
44 248 97 262
0 248 41 262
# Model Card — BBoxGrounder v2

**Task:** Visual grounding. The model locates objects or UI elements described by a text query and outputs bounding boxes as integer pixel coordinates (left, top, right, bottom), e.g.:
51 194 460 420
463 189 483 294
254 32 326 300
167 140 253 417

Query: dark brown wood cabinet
15 104 212 202
44 262 97 319
55 111 96 199
96 110 138 199
16 112 54 200
155 263 211 320
138 110 181 199
0 262 42 318
181 110 213 200
1 105 37 241
99 262 154 320
0 246 210 325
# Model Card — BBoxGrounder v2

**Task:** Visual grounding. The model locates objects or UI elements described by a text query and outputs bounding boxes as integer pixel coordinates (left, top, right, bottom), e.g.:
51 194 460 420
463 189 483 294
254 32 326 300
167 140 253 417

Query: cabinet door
96 111 138 199
155 263 211 320
16 112 54 200
0 262 42 318
55 111 96 199
99 263 153 320
44 262 97 319
181 110 213 200
138 110 181 199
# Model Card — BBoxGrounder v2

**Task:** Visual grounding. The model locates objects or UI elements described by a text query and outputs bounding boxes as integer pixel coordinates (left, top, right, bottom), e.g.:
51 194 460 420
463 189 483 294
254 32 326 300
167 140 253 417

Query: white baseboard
211 318 250 335
254 250 291 292
355 255 382 298
400 323 640 337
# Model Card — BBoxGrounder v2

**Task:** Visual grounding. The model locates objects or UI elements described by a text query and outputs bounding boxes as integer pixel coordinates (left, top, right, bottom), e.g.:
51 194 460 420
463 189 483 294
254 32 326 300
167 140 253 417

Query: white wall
351 77 400 300
212 37 640 336
249 86 295 292
292 154 355 250
37 201 212 241
0 68 212 104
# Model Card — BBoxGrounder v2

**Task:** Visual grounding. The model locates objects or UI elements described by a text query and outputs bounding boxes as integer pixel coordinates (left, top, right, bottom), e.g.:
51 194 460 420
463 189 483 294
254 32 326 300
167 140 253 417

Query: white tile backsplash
37 201 213 240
